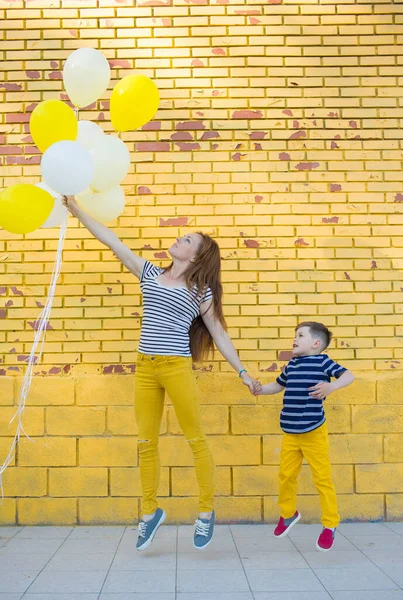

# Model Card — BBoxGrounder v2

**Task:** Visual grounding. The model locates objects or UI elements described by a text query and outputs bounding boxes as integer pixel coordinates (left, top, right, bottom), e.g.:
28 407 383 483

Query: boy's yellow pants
135 353 215 515
279 422 340 528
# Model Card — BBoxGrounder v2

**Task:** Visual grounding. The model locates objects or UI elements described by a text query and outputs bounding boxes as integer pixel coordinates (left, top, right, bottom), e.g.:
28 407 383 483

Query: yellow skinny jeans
134 353 215 515
279 422 340 528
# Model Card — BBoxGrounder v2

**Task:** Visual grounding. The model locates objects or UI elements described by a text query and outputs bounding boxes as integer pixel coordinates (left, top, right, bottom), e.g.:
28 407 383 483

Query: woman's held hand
241 372 261 395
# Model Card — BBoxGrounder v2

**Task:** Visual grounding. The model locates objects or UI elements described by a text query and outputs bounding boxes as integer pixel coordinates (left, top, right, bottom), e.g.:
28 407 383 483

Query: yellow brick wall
1 0 403 524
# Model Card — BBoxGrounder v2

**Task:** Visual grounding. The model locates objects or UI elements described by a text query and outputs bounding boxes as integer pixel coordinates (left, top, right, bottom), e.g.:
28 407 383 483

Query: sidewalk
0 522 402 599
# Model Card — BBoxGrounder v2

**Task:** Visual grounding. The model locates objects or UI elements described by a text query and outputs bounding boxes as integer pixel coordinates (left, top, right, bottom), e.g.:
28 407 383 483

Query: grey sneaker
136 508 166 552
193 510 215 550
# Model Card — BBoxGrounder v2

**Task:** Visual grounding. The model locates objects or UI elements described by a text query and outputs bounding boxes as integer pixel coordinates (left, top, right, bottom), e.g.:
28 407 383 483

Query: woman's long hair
166 232 226 362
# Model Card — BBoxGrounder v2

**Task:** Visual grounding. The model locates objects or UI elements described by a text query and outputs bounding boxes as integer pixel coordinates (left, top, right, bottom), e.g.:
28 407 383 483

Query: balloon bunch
0 47 160 233
0 49 160 500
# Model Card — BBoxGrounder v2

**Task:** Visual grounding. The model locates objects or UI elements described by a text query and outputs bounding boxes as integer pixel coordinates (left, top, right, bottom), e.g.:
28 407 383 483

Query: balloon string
0 216 68 503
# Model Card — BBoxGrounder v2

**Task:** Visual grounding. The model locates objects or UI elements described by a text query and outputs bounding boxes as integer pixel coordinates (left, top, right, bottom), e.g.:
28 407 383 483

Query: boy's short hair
296 321 332 350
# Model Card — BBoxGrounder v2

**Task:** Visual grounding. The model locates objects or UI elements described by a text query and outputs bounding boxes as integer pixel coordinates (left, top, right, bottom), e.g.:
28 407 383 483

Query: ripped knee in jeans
137 439 154 453
186 436 204 444
186 436 207 452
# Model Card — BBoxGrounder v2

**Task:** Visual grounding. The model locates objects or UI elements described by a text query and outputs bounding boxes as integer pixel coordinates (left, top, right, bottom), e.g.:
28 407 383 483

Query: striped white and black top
276 354 347 434
138 261 213 357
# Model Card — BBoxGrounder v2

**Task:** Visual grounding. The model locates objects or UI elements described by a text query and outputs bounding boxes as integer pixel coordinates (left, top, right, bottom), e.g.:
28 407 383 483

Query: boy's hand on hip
309 381 334 400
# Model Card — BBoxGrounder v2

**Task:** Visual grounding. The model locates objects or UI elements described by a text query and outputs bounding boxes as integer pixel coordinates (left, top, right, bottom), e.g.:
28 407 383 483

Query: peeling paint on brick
232 110 263 119
171 131 193 141
295 162 319 171
322 216 339 223
289 131 306 140
159 217 189 227
244 239 259 248
136 142 170 152
176 121 205 130
138 186 152 194
201 131 219 140
279 351 293 361
175 142 201 151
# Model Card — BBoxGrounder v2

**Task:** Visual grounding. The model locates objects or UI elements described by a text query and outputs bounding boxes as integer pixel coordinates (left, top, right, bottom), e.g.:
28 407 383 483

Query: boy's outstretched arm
309 370 355 400
254 381 285 396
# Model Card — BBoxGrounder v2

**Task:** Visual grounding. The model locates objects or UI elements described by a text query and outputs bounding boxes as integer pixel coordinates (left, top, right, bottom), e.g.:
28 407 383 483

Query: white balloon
63 48 110 108
89 135 131 193
76 186 125 223
36 182 69 228
41 141 94 196
76 120 105 151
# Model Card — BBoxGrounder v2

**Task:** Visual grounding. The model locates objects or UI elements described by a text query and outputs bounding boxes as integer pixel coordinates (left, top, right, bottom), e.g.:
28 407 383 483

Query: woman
62 196 260 551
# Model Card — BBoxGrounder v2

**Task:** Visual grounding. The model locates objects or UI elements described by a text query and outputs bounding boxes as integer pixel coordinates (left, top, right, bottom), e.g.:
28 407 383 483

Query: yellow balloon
30 100 78 153
0 184 54 234
110 74 160 132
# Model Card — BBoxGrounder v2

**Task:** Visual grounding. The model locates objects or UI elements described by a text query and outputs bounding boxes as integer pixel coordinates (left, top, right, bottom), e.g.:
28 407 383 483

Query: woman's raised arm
63 195 146 279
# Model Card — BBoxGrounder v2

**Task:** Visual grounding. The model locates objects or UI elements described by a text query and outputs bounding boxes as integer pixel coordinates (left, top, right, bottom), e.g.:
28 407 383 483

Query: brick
262 435 282 465
0 377 14 406
326 406 351 433
49 468 108 497
209 436 260 466
76 375 135 406
215 497 262 522
386 494 403 520
356 464 403 493
377 374 403 404
46 407 105 436
326 378 375 405
0 438 16 466
384 435 403 463
79 498 137 525
0 407 44 436
168 405 228 434
79 437 137 467
233 466 277 495
110 467 170 496
353 406 403 433
2 467 46 497
299 464 354 495
0 499 16 525
158 498 198 524
19 437 76 467
159 436 194 467
232 406 279 434
329 434 383 464
172 466 231 496
107 406 139 435
19 498 77 525
14 377 75 406
195 373 261 405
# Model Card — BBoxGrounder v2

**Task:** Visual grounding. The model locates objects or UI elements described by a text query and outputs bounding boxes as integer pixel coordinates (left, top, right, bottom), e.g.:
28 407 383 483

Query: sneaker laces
195 518 210 537
138 521 147 539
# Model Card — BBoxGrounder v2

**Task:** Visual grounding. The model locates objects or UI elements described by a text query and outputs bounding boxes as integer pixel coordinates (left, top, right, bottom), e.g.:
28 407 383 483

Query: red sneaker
273 511 301 538
316 527 336 551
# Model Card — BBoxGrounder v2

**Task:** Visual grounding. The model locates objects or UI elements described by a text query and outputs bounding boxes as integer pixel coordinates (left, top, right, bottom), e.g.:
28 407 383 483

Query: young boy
256 321 354 551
